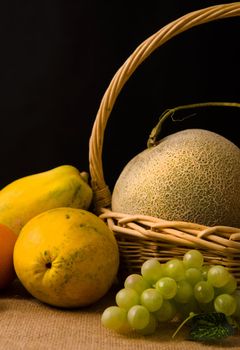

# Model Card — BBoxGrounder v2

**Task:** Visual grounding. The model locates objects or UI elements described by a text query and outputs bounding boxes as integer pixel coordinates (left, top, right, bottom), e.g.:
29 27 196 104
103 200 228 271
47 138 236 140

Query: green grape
136 313 158 335
164 259 185 281
232 290 240 319
207 265 231 288
214 293 237 316
174 280 193 303
214 274 237 296
127 305 150 330
183 249 204 269
154 300 177 322
124 274 150 295
201 264 211 280
155 277 177 299
194 280 214 303
140 288 163 312
185 267 203 286
141 258 163 285
101 306 128 331
116 288 140 310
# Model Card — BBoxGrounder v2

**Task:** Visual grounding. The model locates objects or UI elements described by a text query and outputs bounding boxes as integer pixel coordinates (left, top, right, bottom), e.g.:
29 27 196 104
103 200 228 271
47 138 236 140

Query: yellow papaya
0 165 93 235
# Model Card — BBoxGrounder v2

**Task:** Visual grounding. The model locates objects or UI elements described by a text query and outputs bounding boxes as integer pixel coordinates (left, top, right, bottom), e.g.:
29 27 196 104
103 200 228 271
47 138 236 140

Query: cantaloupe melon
112 129 240 227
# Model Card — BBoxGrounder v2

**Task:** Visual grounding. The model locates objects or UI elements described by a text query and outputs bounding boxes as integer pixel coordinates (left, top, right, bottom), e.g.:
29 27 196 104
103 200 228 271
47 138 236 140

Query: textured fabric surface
0 280 239 350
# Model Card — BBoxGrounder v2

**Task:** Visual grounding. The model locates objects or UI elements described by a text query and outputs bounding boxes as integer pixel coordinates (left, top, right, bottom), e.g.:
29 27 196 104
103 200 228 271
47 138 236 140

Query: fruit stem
147 101 240 148
80 171 89 183
172 312 196 339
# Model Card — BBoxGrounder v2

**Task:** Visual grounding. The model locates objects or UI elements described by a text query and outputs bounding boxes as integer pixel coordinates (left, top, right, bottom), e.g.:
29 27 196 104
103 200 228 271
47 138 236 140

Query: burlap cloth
0 279 239 350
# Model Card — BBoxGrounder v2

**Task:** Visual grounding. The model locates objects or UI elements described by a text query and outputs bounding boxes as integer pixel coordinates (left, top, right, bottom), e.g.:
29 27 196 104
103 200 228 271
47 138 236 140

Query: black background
0 1 239 191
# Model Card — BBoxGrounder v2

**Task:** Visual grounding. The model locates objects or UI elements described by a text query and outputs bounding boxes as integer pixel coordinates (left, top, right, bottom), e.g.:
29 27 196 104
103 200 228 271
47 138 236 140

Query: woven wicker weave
89 3 240 283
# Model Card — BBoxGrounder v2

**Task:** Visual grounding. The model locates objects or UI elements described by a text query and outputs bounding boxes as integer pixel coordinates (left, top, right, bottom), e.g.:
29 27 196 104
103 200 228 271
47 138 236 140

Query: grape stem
147 101 240 148
172 312 197 339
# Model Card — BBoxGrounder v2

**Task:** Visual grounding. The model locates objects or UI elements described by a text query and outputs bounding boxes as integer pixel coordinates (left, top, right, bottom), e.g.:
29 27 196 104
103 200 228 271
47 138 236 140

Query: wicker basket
89 3 240 284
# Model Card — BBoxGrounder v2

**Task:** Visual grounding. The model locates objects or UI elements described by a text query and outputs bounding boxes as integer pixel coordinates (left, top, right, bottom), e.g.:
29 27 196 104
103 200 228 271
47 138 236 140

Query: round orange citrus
0 223 17 289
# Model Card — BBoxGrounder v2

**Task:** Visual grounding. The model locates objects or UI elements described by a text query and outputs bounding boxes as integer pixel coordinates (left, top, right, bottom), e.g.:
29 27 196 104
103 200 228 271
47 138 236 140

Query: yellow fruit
0 165 93 235
112 129 240 227
13 207 119 308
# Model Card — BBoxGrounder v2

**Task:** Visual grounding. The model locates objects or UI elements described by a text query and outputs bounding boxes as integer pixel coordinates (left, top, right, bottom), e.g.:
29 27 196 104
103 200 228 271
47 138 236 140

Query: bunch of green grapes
101 250 240 335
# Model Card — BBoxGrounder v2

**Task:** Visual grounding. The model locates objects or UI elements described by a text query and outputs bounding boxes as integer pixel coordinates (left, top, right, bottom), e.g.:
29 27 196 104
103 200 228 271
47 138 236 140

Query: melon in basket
112 128 240 227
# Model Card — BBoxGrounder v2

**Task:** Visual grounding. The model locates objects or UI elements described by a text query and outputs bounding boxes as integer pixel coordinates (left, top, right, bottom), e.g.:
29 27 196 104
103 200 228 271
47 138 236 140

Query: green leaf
188 312 235 342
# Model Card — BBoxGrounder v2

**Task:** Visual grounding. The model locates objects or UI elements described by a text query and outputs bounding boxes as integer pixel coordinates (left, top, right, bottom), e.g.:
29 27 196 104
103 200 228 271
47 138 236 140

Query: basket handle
89 2 240 213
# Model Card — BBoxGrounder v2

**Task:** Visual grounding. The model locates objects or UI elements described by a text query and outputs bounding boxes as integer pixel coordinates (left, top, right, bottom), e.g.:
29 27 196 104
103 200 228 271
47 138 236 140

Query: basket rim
100 208 240 252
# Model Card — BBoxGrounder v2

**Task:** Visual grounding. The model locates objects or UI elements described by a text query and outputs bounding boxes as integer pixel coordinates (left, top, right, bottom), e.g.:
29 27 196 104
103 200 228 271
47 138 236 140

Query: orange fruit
0 223 17 289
